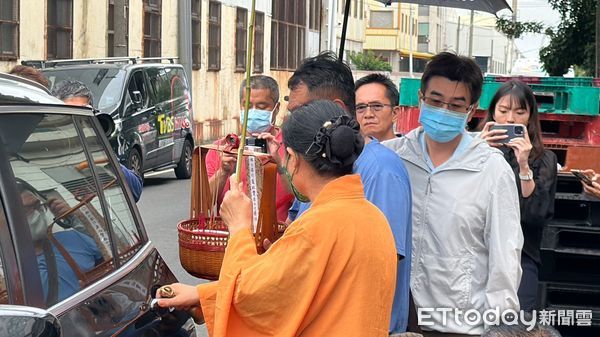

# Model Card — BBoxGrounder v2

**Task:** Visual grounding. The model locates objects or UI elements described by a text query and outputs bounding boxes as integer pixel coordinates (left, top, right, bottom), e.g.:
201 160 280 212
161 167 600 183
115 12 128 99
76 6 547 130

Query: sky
497 0 561 62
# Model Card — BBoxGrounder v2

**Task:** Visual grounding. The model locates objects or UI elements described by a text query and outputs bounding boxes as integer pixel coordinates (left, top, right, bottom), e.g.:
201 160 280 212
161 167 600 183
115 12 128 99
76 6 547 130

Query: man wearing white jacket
384 52 523 336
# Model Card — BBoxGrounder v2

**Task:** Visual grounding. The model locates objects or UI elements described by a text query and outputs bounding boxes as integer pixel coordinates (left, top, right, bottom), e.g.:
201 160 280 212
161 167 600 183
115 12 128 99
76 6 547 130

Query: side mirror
95 112 116 137
0 305 62 337
131 91 143 109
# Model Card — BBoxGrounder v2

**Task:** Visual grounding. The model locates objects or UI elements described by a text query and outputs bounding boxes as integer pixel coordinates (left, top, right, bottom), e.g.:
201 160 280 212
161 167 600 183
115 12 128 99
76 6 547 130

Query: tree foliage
348 51 392 72
539 0 596 76
496 16 544 39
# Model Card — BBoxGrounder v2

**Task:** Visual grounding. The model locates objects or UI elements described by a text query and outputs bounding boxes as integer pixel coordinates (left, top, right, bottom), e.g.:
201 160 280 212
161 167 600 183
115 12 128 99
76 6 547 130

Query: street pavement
137 169 209 337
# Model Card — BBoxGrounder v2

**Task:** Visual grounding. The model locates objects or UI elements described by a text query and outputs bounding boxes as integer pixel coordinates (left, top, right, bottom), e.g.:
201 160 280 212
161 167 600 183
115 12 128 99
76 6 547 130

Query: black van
25 58 194 181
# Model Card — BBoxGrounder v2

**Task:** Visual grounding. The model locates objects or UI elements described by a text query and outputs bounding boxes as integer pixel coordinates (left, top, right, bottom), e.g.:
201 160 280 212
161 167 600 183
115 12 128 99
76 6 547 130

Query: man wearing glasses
383 52 523 336
354 74 413 335
354 73 401 142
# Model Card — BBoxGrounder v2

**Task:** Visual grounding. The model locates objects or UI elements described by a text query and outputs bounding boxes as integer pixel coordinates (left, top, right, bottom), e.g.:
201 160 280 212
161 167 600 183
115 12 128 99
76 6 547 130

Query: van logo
157 115 190 135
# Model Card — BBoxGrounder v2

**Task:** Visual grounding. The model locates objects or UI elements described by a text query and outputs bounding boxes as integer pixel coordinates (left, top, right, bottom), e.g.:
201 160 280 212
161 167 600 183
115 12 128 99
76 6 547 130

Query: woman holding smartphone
479 80 557 311
580 169 600 198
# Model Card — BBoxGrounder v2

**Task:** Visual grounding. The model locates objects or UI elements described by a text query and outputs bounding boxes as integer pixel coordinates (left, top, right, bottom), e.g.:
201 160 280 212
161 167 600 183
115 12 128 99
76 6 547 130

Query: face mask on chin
419 101 469 143
27 208 53 242
282 154 310 203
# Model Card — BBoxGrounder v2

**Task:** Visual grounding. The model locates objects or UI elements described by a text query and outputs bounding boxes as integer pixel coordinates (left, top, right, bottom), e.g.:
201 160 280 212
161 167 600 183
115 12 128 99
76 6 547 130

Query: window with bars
270 0 306 71
143 0 161 57
0 0 18 60
253 11 264 73
191 0 201 69
309 0 320 31
47 0 73 60
208 0 221 71
108 0 129 57
235 7 247 72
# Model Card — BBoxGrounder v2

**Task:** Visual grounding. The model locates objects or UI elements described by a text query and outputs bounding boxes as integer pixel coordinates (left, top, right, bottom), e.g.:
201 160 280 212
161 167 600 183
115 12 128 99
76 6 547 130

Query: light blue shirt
287 139 413 333
419 132 473 172
37 230 103 303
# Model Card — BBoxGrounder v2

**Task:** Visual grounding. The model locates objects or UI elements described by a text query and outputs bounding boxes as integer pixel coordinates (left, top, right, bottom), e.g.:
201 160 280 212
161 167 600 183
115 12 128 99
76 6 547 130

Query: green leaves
496 16 544 39
539 0 596 76
348 51 392 72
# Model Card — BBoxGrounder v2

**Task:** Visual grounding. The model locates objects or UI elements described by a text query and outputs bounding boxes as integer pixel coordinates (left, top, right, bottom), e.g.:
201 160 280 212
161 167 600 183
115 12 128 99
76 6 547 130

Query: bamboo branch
235 0 257 182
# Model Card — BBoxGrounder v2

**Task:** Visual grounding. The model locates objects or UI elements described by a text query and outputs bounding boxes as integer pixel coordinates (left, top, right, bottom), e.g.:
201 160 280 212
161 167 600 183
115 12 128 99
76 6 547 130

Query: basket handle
190 147 213 219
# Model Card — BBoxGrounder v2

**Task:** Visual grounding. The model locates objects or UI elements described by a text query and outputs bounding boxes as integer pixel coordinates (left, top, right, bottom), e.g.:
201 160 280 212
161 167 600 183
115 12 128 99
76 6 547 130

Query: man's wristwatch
519 169 533 181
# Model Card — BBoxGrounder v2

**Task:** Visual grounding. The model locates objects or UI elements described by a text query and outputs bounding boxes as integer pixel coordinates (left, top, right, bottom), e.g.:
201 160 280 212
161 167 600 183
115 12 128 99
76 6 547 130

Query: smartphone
245 137 267 153
489 124 526 144
571 169 594 186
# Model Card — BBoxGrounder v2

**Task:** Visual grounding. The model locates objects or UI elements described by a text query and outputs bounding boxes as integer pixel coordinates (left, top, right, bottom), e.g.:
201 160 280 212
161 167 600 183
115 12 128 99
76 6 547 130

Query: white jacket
384 128 523 335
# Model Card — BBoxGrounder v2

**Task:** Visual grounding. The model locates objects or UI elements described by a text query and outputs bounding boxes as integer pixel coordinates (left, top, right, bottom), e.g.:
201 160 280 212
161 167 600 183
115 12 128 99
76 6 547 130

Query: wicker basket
178 145 278 280
178 218 229 280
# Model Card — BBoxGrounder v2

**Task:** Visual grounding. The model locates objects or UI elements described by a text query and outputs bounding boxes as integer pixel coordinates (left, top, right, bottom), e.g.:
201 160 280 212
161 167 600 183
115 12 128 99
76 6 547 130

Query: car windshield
42 68 126 112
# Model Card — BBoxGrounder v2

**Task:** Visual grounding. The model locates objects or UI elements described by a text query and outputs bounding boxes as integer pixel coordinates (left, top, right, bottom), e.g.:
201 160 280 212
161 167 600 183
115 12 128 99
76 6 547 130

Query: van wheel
127 148 144 181
175 139 193 179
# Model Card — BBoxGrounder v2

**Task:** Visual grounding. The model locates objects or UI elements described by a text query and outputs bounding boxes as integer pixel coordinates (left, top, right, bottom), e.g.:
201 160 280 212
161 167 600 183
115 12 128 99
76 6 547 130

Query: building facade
362 0 430 73
0 0 323 142
443 12 517 74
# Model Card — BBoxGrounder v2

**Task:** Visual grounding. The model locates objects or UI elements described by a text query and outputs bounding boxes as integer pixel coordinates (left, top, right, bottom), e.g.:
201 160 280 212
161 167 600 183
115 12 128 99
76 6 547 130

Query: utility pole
114 0 128 56
409 6 414 77
178 0 193 97
468 10 474 57
490 39 494 73
327 0 338 52
456 16 461 54
509 0 517 74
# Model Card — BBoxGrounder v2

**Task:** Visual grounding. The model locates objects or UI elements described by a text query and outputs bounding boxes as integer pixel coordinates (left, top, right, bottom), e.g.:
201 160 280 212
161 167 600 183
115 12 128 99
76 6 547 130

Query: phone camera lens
515 127 524 135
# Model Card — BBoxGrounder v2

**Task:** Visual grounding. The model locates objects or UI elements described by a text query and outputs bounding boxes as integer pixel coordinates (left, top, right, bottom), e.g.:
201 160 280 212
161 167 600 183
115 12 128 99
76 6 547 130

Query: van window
6 113 117 307
146 67 189 104
42 68 126 112
126 71 150 113
146 67 169 103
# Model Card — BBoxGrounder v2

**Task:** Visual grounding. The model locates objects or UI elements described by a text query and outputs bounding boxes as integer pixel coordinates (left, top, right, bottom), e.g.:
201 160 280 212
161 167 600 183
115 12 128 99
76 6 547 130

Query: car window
76 117 143 263
146 67 170 103
126 71 150 113
0 205 7 305
166 67 189 100
42 68 126 112
6 113 117 307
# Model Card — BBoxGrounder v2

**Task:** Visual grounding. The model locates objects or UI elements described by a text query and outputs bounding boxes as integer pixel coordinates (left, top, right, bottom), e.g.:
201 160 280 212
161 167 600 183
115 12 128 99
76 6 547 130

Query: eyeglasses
422 96 472 112
355 103 393 114
23 199 47 217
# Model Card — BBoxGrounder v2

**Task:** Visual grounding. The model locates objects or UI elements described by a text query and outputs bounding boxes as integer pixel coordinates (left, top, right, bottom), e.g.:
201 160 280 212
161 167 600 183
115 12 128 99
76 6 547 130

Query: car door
145 67 176 167
122 70 158 172
1 111 195 336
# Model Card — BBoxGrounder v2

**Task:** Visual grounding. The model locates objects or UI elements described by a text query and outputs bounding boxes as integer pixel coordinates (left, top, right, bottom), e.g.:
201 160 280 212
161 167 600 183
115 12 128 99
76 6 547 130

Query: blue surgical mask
240 107 275 133
419 101 469 143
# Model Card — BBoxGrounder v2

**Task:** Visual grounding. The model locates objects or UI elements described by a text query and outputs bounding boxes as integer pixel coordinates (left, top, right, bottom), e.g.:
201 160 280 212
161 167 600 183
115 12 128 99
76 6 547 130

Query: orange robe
196 175 397 337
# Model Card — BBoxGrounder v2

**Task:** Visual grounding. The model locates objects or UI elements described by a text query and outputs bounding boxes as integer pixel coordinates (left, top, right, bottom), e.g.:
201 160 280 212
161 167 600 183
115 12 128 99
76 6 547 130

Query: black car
24 57 194 181
0 73 197 337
